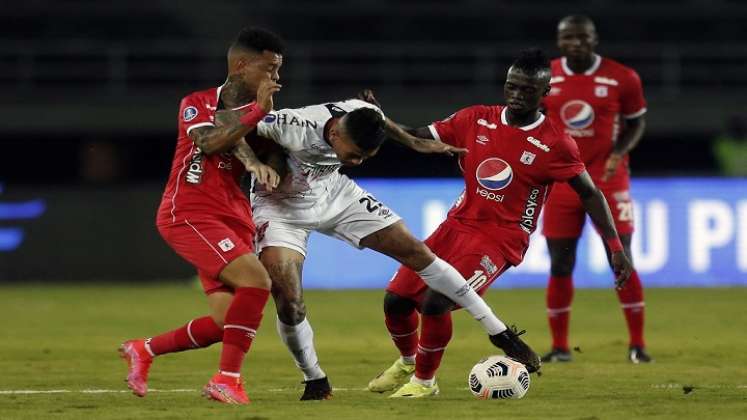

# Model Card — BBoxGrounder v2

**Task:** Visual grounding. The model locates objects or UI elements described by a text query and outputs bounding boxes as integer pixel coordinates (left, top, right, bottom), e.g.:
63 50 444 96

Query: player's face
238 50 283 94
329 120 380 166
503 68 549 116
557 22 598 61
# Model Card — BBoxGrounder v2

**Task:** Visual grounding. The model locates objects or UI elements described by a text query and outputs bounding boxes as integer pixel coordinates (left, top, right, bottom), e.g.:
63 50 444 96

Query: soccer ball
468 355 530 399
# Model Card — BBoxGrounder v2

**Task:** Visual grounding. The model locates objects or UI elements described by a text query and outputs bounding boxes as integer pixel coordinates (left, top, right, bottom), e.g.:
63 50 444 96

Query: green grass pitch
1 285 745 419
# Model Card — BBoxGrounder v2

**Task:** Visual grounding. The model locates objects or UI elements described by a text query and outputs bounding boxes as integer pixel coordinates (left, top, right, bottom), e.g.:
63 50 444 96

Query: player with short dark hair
119 26 285 404
367 48 633 398
241 95 539 400
541 15 652 364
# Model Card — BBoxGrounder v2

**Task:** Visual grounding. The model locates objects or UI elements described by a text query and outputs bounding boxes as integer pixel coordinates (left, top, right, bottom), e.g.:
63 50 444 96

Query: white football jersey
256 99 384 200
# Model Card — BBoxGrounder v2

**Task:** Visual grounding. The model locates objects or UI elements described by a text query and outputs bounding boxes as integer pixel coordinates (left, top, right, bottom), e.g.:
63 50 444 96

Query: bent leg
361 221 507 335
414 291 456 385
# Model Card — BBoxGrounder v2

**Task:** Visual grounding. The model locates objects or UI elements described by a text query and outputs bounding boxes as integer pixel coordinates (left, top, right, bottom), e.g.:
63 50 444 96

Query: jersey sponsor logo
519 187 542 234
594 76 619 86
595 85 608 97
185 147 204 184
218 238 235 252
183 106 198 122
476 158 513 190
520 151 536 165
477 119 497 129
526 136 550 152
263 114 277 123
275 113 318 129
560 100 595 130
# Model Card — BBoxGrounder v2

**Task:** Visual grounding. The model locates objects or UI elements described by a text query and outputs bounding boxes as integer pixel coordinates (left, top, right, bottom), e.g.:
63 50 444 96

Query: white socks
416 257 507 335
276 317 326 381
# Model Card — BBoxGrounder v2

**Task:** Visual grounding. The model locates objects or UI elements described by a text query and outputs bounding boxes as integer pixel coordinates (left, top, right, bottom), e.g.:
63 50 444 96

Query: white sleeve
256 109 305 149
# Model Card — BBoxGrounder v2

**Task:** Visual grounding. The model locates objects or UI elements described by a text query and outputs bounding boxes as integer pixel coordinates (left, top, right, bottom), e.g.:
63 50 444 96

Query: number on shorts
467 270 488 291
359 195 382 213
617 202 633 222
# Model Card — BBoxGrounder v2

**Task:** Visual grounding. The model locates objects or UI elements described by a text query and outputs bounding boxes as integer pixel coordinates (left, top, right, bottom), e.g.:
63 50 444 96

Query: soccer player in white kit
245 98 542 399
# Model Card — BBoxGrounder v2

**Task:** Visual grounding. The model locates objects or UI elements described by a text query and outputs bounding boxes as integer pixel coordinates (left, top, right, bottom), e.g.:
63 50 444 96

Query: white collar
501 107 545 131
561 53 601 76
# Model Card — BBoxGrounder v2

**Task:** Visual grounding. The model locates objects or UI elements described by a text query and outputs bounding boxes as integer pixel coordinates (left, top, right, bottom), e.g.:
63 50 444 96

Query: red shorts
542 180 635 238
158 216 255 295
386 223 511 308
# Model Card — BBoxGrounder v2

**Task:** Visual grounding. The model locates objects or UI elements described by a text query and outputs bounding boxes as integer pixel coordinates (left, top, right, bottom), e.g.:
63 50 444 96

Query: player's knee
420 292 454 316
384 292 415 315
209 313 225 327
276 297 306 325
550 256 575 277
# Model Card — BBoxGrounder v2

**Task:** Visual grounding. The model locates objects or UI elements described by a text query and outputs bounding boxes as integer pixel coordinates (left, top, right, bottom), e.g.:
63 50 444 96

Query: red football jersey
543 54 646 184
156 86 254 226
429 105 585 265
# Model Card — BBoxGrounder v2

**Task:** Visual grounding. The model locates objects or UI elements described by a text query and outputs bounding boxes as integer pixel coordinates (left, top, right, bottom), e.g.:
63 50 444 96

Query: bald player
541 15 652 364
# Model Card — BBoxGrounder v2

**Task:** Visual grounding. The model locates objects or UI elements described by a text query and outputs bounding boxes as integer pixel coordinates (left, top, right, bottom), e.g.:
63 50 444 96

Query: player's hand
410 138 468 156
357 89 382 108
611 250 633 290
256 78 282 113
246 162 280 192
602 152 623 182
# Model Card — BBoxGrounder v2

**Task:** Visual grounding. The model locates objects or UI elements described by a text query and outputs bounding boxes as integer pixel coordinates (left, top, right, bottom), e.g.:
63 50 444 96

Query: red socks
546 275 574 352
147 316 224 355
220 287 270 374
415 313 453 380
385 309 419 358
616 270 645 348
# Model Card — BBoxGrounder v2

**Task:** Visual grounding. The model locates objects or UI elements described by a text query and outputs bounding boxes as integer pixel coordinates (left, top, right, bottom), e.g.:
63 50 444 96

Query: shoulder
600 57 641 83
181 87 217 104
550 58 564 74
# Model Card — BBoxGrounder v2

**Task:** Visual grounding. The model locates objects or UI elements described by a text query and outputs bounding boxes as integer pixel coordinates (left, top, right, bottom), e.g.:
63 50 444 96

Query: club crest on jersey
560 100 594 129
263 113 277 123
183 106 198 122
476 158 513 191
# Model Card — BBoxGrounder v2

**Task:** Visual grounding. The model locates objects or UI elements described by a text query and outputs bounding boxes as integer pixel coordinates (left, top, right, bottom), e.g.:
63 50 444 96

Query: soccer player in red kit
367 49 633 398
540 15 652 364
118 27 284 404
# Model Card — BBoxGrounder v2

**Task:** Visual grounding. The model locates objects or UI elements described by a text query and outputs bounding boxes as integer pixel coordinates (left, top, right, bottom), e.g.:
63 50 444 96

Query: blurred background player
367 49 633 398
540 15 652 363
245 97 531 399
119 27 284 404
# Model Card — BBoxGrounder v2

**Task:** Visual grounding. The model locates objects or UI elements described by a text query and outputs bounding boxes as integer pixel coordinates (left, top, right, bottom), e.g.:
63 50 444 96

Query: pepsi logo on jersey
560 100 595 137
476 158 513 191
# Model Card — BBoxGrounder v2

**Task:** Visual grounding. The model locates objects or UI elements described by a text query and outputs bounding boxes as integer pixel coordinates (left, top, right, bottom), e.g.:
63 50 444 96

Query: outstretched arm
357 89 467 156
189 79 281 155
567 171 633 288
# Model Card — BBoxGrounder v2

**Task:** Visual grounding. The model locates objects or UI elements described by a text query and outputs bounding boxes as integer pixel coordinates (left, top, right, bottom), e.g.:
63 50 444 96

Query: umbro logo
476 135 490 145
477 119 497 129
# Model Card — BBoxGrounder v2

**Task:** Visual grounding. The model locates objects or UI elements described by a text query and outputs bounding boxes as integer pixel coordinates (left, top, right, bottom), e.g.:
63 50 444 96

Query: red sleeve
548 134 586 181
427 107 476 148
178 94 214 135
619 68 647 119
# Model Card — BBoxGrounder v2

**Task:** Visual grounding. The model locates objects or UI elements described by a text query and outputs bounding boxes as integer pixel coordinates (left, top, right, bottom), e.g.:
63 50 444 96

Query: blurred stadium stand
2 0 746 182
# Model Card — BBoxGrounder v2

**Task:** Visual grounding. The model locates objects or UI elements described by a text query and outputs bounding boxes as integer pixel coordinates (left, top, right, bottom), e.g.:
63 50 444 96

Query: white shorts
252 175 401 256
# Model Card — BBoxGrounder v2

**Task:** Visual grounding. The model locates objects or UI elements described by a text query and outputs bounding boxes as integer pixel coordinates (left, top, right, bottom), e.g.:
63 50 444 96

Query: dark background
2 0 745 185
